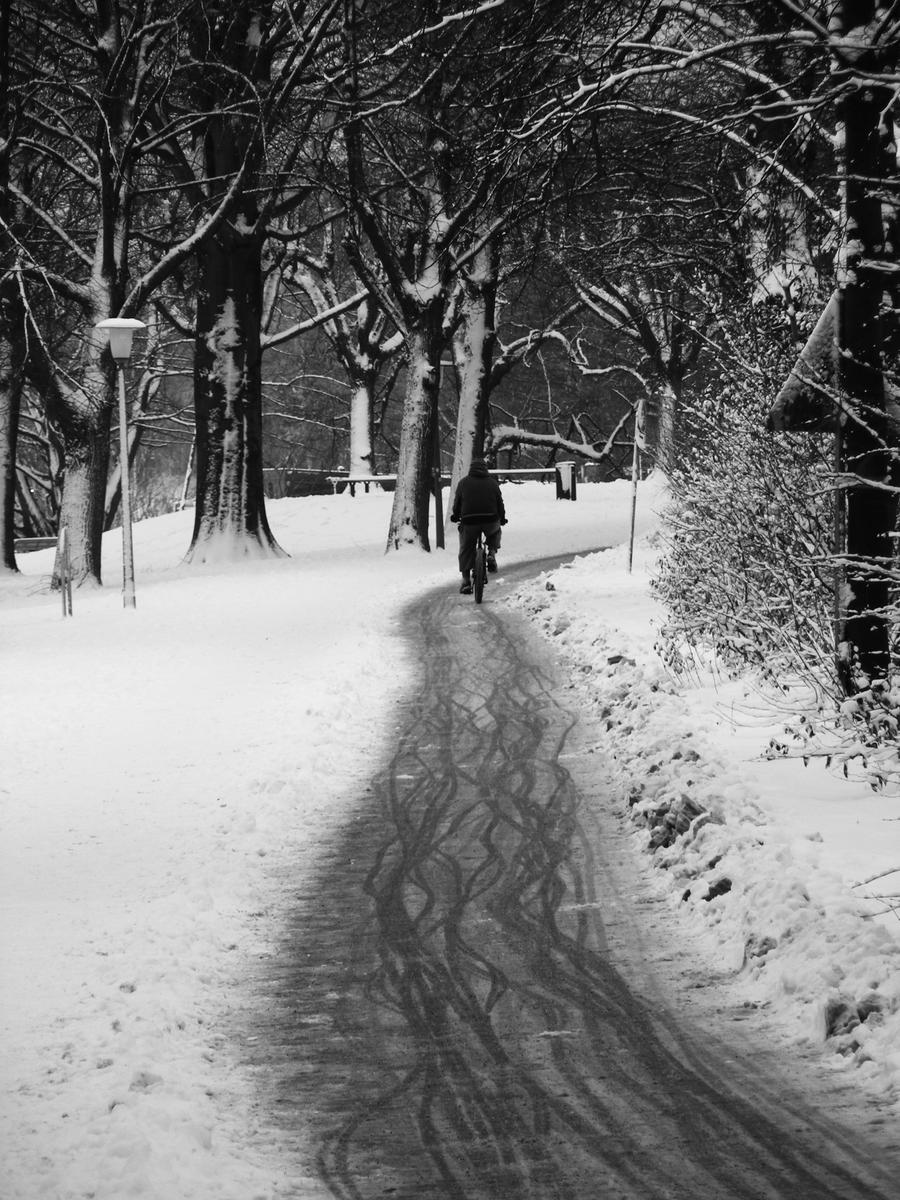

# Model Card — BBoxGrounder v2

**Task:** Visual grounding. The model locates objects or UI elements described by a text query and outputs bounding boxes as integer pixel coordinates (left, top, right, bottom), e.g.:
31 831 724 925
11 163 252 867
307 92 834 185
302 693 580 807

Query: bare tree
563 266 711 474
336 0 590 551
0 0 23 570
10 0 165 583
164 0 348 562
827 0 900 690
10 1 240 583
275 217 402 477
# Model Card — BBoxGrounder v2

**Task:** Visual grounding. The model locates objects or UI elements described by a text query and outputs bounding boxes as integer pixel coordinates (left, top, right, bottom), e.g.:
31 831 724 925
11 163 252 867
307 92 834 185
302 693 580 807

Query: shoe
459 573 473 594
487 554 497 573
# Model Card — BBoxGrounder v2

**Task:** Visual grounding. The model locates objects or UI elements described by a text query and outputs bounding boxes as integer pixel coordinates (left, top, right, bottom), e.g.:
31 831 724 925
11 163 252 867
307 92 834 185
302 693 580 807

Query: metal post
628 395 645 574
117 364 136 608
58 525 73 617
432 368 444 549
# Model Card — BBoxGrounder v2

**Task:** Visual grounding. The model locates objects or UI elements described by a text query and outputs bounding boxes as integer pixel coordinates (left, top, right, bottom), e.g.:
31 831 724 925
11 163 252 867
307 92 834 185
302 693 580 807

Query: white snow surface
1 474 897 1198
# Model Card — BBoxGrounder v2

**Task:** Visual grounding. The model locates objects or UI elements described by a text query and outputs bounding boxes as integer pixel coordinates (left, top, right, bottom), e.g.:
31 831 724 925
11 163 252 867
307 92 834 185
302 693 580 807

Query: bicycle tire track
247 579 899 1200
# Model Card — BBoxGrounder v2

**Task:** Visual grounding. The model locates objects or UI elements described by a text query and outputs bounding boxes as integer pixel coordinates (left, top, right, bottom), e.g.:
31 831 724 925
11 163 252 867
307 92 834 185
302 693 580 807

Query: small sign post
627 395 646 574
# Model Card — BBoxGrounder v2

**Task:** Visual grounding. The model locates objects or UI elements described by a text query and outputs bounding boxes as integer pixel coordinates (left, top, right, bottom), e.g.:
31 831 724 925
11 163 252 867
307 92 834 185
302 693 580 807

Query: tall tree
10 1 222 584
169 0 344 561
180 0 283 560
828 0 900 690
279 219 402 477
447 233 500 488
0 0 24 570
339 0 581 551
339 0 470 551
12 0 176 585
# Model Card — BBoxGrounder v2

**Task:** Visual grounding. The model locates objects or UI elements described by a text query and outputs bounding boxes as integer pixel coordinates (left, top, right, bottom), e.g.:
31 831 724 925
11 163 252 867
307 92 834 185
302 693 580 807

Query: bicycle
453 512 500 602
472 529 489 604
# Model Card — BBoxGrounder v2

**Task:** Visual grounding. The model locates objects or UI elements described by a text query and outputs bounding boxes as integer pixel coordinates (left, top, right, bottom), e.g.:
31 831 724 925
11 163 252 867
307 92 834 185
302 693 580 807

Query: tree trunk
349 377 376 476
55 399 113 586
386 320 442 551
33 321 118 588
0 0 21 571
655 381 679 477
188 229 283 561
0 312 22 571
447 246 498 509
832 1 898 692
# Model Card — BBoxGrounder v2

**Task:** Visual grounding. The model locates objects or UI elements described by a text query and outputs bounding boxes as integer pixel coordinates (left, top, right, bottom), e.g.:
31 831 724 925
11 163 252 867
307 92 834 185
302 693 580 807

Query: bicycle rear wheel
473 540 486 603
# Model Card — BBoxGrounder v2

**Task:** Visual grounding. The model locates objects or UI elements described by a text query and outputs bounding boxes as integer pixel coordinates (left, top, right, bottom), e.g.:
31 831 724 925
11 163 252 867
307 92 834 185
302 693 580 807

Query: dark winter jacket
450 462 506 526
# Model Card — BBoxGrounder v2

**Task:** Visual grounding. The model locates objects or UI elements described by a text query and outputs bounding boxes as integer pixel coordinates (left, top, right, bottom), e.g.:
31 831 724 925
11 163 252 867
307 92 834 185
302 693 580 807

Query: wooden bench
14 536 59 552
328 461 577 500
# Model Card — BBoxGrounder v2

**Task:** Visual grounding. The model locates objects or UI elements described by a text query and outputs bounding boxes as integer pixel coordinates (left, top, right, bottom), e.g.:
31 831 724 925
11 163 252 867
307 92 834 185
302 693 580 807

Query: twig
851 866 900 888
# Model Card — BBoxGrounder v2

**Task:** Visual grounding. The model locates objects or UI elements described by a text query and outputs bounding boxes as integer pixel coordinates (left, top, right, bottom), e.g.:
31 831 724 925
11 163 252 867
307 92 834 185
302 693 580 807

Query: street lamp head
96 317 146 363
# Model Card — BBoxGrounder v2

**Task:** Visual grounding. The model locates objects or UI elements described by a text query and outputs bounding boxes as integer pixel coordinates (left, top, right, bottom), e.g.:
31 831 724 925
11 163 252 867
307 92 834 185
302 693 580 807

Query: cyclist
449 458 507 594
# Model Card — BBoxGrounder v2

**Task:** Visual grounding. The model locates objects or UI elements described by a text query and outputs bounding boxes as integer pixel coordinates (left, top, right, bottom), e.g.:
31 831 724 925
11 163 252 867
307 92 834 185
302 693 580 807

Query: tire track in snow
246 571 899 1200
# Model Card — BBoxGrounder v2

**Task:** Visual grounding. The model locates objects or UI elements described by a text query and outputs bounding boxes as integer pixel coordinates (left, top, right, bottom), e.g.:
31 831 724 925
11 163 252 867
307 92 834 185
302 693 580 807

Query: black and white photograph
1 2 899 1197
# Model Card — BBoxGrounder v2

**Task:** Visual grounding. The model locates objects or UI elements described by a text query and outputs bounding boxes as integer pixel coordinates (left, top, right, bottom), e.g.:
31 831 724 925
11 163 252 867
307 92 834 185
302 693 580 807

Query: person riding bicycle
450 458 507 594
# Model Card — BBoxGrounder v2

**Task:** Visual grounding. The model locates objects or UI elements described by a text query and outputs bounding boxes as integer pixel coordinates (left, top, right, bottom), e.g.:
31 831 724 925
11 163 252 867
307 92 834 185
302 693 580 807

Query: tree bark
0 0 22 571
181 0 284 562
386 318 442 551
26 317 117 587
349 378 376 476
655 380 680 477
447 242 498 507
0 338 22 571
54 384 113 585
832 0 899 692
188 228 283 560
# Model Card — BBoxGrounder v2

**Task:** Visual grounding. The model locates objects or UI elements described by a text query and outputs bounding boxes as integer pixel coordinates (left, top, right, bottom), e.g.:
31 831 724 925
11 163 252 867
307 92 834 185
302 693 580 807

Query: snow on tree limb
490 407 635 464
263 289 368 348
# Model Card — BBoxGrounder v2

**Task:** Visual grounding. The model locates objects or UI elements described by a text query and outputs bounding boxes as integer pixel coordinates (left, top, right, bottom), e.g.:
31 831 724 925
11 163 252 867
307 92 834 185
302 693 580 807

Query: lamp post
96 317 146 608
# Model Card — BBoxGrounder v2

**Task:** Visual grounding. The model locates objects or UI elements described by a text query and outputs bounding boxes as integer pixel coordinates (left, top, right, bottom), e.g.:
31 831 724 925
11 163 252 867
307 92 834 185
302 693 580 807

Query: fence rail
327 462 577 500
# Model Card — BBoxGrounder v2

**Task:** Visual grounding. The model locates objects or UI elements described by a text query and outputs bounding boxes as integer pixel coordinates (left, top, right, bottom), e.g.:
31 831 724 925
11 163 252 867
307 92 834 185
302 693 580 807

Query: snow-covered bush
654 313 900 790
654 343 835 694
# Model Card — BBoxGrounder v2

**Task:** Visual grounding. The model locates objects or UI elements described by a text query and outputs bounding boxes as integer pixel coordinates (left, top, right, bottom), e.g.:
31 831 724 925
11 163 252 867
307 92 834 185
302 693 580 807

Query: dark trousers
457 521 501 574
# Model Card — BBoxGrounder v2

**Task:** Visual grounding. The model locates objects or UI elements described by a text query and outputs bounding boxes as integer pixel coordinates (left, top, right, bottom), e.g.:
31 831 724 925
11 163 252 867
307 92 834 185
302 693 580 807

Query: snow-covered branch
263 289 368 348
490 406 634 465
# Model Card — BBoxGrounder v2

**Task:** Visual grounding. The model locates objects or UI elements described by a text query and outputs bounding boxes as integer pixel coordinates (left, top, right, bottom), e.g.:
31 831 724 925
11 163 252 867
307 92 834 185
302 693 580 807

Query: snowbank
505 531 900 1112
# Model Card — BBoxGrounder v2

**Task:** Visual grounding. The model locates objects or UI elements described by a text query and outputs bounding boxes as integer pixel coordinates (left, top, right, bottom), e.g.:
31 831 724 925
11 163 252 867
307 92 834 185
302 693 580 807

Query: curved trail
247 568 898 1200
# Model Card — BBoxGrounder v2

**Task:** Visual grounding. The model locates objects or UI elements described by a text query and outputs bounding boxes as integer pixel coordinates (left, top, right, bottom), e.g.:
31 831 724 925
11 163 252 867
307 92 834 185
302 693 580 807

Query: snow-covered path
0 483 653 1198
236 571 898 1199
1 476 897 1198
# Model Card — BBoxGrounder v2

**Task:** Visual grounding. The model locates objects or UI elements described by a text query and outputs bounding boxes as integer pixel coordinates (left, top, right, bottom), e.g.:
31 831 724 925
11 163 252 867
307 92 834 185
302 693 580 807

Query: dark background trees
6 0 766 571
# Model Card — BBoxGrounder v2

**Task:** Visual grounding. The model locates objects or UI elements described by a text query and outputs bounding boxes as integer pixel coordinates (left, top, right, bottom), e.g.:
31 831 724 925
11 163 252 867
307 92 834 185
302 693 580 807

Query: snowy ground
1 474 897 1198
